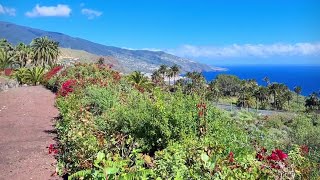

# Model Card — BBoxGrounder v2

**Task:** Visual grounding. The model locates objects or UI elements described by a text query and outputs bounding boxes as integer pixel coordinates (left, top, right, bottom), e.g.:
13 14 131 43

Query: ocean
202 65 320 96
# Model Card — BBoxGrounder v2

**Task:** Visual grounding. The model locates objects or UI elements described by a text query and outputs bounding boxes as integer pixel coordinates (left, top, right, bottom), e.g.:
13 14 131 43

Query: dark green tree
305 92 319 111
214 74 242 96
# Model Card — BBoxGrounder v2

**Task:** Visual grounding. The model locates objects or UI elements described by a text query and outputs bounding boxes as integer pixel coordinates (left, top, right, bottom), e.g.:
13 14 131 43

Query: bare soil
0 86 60 180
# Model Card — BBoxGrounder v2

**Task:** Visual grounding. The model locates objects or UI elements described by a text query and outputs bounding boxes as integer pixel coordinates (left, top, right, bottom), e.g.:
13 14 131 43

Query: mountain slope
0 21 217 73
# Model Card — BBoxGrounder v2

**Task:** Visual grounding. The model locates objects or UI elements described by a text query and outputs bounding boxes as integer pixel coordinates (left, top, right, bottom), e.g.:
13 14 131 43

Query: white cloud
0 4 16 16
167 43 320 58
25 4 71 17
81 8 102 19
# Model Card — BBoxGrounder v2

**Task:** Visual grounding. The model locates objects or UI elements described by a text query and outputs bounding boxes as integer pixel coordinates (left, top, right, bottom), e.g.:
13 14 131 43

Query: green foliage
25 67 45 85
31 36 60 67
0 48 14 69
127 71 152 92
14 67 45 85
14 43 33 68
50 64 319 179
214 74 242 96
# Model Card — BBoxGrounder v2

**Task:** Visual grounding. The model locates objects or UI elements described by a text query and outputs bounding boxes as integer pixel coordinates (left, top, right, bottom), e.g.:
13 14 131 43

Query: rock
0 78 19 92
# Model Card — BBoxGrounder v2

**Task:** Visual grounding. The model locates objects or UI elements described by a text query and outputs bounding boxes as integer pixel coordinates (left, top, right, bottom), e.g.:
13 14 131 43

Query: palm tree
305 92 319 111
166 68 174 86
185 71 206 94
284 91 293 108
0 48 14 69
158 65 168 80
0 39 14 52
127 71 152 92
268 83 289 110
14 43 33 68
31 37 60 67
294 86 302 105
151 70 163 85
171 64 180 86
254 86 269 109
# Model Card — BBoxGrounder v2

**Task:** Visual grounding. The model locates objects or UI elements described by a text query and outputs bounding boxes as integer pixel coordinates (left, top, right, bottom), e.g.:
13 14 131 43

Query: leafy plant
25 67 45 85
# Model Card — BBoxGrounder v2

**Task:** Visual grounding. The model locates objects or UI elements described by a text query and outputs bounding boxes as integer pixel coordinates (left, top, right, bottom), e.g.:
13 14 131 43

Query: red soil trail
0 86 60 180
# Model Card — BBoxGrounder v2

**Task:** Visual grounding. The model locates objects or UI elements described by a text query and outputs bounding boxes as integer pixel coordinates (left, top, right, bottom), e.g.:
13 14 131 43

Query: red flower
256 153 264 161
58 79 77 97
228 152 234 163
44 66 63 80
48 144 58 154
267 149 287 161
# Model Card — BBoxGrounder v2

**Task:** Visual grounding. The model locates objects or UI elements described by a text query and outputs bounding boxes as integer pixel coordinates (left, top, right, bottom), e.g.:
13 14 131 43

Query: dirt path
0 86 60 180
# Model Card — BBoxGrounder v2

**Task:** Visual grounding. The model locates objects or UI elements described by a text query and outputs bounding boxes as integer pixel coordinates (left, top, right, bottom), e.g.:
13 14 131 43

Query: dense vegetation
43 63 318 179
1 37 320 179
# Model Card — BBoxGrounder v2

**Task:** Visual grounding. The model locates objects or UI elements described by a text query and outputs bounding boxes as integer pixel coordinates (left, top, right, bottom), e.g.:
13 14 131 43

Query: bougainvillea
44 66 63 80
267 149 288 161
58 79 77 97
48 144 58 154
256 148 288 169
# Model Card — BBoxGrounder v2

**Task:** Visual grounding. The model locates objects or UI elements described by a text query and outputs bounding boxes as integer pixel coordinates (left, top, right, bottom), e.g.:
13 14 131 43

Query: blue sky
1 0 320 65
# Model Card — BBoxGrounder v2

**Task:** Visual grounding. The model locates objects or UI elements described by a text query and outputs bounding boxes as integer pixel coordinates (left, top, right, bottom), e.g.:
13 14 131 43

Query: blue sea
203 65 320 96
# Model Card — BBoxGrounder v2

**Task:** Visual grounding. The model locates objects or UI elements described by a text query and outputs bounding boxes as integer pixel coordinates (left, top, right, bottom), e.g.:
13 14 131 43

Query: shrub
50 64 320 179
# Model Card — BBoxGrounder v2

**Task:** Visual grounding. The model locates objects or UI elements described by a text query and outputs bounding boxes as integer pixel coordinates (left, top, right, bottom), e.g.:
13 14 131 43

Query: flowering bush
57 79 77 97
43 66 63 81
49 64 319 179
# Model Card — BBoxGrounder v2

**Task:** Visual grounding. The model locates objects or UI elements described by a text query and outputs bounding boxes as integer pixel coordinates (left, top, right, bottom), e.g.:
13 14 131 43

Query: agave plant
25 67 46 85
14 68 29 84
0 48 14 69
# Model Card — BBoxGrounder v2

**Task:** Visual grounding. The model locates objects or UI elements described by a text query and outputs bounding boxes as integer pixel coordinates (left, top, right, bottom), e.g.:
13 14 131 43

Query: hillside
0 21 219 73
59 48 125 72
